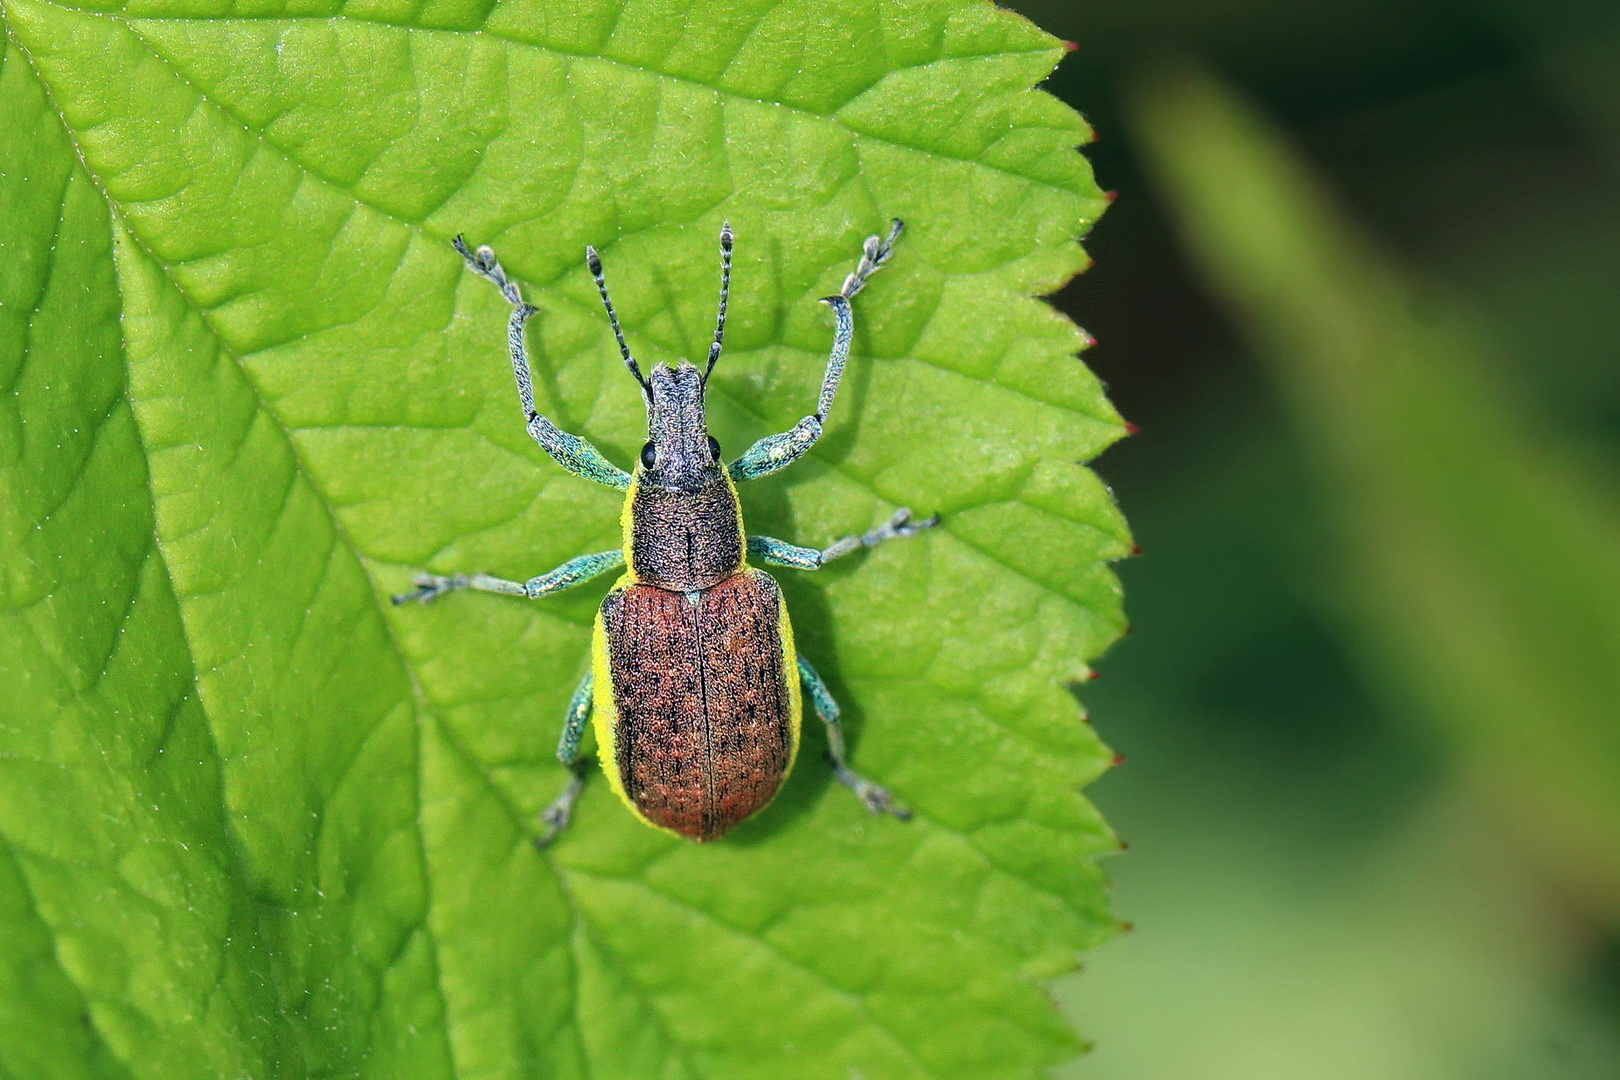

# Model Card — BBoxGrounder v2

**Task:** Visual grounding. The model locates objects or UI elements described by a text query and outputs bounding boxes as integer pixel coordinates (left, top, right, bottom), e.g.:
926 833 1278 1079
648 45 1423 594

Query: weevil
394 222 936 844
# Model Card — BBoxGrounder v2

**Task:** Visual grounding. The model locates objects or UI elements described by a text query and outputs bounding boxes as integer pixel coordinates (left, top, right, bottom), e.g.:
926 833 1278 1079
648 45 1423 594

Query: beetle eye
707 435 722 463
640 441 656 469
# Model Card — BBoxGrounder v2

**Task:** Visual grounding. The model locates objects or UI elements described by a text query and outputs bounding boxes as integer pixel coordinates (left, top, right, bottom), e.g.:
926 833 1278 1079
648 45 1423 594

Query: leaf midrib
2 27 303 1078
4 21 465 1077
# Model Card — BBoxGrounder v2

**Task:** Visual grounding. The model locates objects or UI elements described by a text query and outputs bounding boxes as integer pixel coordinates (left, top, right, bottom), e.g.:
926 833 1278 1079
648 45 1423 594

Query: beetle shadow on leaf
724 535 878 848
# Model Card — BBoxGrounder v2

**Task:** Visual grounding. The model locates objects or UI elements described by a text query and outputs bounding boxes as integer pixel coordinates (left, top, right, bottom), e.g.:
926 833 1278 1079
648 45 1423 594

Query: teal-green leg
536 671 594 848
749 508 938 570
797 655 910 821
393 549 623 605
454 236 631 490
729 221 904 483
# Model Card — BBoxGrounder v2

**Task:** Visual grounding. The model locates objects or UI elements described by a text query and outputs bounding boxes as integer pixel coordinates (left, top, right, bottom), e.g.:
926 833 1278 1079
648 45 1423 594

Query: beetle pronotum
396 222 936 843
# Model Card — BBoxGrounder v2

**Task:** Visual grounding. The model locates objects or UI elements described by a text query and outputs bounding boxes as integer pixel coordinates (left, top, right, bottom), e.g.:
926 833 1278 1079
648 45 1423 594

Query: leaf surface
0 2 1128 1076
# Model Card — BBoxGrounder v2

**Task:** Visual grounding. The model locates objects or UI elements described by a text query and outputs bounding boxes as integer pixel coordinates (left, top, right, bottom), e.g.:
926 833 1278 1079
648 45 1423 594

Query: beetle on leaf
395 222 936 844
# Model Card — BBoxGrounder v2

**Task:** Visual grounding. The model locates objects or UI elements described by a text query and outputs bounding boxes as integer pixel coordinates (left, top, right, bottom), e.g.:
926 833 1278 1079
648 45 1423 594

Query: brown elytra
600 569 796 841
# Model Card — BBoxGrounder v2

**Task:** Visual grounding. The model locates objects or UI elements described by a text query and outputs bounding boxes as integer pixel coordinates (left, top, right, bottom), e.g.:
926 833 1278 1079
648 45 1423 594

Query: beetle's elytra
597 569 794 838
395 222 936 843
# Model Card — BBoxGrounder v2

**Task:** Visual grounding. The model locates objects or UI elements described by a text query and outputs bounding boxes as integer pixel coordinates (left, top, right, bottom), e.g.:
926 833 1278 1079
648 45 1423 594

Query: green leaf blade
0 1 1127 1075
112 212 457 1078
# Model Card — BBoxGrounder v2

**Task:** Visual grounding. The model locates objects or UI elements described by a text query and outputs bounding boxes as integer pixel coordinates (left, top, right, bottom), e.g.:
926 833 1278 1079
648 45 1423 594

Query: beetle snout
643 363 719 485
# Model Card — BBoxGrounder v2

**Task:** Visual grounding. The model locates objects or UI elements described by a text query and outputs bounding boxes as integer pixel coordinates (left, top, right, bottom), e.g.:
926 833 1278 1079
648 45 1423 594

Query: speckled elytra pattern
601 571 796 841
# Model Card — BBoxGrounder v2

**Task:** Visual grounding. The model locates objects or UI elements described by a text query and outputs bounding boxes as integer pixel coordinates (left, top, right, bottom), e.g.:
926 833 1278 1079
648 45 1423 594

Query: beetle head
638 362 724 493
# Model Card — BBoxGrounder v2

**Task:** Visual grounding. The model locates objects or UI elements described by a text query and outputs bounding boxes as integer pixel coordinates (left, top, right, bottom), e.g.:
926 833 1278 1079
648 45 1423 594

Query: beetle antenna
704 222 734 382
586 245 651 396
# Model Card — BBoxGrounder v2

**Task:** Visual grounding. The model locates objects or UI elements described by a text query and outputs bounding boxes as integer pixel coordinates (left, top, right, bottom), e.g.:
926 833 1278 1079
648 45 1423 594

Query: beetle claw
831 756 911 822
854 775 912 821
854 507 941 553
534 773 586 849
888 508 940 537
534 812 568 850
861 784 912 821
392 573 465 605
534 805 571 850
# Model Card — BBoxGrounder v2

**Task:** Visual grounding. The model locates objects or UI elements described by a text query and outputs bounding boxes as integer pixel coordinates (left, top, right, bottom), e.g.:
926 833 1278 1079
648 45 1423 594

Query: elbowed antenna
703 222 734 382
586 244 651 396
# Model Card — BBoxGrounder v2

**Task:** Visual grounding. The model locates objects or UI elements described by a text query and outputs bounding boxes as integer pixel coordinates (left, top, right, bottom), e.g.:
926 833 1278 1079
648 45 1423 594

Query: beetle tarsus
839 218 904 299
864 507 940 548
832 758 912 822
860 785 912 822
453 234 523 306
392 573 468 605
535 772 587 849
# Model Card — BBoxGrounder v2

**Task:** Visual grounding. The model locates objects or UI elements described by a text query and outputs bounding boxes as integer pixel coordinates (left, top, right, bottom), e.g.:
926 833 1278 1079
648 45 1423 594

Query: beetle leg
536 671 595 849
393 549 623 605
453 236 632 491
796 655 911 822
729 221 903 483
749 508 939 570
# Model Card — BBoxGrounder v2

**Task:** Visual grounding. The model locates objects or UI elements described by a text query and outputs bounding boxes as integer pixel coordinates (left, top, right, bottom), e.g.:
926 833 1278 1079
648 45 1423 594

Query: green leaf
0 2 1128 1076
1129 64 1620 922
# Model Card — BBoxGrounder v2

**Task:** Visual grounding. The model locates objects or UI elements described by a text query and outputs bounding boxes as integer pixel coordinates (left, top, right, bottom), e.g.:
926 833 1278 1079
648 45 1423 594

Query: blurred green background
1000 1 1620 1076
